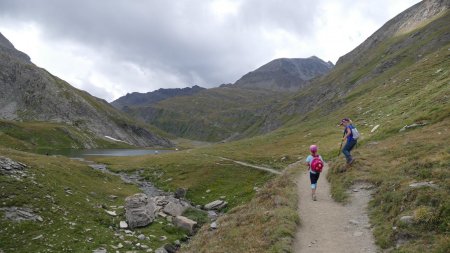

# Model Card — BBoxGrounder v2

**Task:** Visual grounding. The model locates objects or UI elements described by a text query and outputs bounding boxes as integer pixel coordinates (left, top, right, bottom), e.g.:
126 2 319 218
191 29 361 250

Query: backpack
351 126 360 140
310 155 324 173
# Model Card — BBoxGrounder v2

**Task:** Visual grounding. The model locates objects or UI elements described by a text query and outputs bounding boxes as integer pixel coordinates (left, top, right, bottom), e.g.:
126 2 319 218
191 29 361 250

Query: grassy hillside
0 148 188 252
125 87 288 142
0 120 137 151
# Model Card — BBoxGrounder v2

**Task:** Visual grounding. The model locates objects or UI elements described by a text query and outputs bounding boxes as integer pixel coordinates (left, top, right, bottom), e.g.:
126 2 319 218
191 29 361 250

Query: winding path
294 164 378 253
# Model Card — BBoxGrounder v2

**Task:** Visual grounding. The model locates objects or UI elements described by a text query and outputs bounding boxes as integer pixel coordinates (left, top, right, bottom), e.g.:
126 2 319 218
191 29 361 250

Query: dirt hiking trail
294 164 378 253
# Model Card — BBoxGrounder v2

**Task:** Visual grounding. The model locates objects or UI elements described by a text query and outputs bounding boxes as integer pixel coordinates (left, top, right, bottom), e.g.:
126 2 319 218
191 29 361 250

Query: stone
125 193 157 229
160 235 168 241
349 220 359 225
32 234 43 240
163 201 188 217
120 221 128 229
207 210 218 221
92 248 107 253
173 216 197 234
210 221 218 229
109 195 118 200
105 210 117 216
409 181 438 189
155 248 168 253
205 189 211 193
371 124 380 133
204 200 227 210
158 212 167 218
164 244 178 253
399 122 428 132
117 243 123 249
1 207 43 222
0 156 27 174
174 188 187 199
137 234 146 240
399 215 414 225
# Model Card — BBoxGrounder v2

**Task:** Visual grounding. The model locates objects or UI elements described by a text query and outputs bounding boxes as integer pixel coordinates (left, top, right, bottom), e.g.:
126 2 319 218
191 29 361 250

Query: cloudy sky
0 0 420 101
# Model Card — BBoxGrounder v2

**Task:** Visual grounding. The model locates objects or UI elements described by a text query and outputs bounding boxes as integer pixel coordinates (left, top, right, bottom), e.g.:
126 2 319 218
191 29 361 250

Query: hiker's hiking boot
313 194 317 201
347 159 355 166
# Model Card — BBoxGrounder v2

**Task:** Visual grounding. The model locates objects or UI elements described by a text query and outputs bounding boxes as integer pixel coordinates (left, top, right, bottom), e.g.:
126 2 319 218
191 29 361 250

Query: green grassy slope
125 87 288 142
0 148 188 252
0 120 136 151
177 10 450 253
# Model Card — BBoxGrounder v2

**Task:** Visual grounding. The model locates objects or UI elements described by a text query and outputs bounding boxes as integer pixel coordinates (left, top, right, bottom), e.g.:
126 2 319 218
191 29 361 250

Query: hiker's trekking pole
337 140 344 157
337 131 346 157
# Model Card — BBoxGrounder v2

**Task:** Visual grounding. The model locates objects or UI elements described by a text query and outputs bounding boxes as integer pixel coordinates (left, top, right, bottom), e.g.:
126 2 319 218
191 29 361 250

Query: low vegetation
0 148 188 252
181 164 300 253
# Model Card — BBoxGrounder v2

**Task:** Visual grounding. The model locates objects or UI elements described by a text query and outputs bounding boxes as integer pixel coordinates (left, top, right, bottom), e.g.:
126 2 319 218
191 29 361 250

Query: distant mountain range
0 32 172 148
111 56 333 141
112 85 206 110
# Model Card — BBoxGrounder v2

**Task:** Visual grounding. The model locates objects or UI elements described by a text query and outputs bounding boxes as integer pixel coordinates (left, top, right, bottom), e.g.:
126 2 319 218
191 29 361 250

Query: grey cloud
0 0 419 100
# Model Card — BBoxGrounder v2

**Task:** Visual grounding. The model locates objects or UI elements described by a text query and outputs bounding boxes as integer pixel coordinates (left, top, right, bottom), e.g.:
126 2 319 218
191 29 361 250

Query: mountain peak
0 32 31 62
234 56 333 91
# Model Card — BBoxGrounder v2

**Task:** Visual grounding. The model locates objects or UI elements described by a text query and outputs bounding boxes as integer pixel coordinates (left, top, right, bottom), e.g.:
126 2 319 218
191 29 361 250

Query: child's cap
310 145 318 153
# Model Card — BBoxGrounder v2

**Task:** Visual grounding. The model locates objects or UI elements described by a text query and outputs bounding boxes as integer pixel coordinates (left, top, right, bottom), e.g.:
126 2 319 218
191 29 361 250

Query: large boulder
0 157 27 174
125 193 156 229
173 216 197 234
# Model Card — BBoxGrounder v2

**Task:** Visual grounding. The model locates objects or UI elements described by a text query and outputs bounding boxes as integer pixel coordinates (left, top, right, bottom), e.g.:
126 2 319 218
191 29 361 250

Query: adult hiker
305 145 324 201
339 118 358 165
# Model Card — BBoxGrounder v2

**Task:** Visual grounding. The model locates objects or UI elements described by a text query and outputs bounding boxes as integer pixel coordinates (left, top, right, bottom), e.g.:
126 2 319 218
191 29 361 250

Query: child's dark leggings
310 172 320 189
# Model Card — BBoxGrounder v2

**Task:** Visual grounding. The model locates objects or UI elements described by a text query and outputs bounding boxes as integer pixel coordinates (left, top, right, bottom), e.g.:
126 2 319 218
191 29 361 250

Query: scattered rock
371 124 380 133
1 207 43 222
158 212 168 218
207 210 218 221
174 188 187 199
399 122 428 132
160 235 168 241
125 193 157 229
210 221 218 229
109 195 118 200
119 220 128 229
204 200 227 210
137 234 146 240
92 248 107 253
32 234 43 240
155 247 168 253
105 210 117 216
173 216 197 234
0 156 27 173
117 243 123 249
349 220 359 225
163 201 188 217
205 189 211 193
409 181 438 189
399 215 414 225
164 243 178 253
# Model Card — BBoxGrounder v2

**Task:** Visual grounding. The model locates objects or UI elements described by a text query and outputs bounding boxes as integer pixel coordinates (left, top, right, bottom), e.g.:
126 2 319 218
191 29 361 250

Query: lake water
38 149 174 158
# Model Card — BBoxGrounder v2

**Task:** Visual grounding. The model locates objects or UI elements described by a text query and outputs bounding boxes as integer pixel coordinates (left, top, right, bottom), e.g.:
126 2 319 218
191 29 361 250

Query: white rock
371 125 380 133
105 210 117 216
349 220 359 225
92 248 107 253
210 221 218 229
119 221 128 229
137 234 146 240
399 215 414 225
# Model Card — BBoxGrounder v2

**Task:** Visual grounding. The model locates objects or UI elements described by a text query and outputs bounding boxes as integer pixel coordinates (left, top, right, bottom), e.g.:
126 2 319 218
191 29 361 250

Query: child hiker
305 145 324 201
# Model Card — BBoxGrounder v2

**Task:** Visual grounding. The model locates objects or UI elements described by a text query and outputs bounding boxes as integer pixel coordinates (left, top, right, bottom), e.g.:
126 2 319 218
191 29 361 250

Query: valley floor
294 165 377 253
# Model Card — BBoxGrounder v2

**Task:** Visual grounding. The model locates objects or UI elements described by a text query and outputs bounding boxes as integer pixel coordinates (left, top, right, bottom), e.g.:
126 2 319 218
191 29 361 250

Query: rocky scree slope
0 32 171 147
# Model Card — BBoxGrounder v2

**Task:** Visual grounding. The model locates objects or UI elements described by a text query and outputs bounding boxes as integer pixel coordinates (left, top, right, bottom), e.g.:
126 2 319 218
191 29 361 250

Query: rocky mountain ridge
0 32 171 147
112 85 205 110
